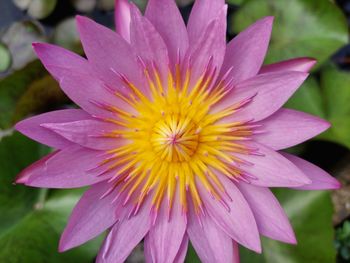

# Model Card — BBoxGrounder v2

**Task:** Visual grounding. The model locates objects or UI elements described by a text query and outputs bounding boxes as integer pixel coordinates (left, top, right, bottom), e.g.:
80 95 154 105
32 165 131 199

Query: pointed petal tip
75 15 91 29
322 119 331 131
58 229 76 252
14 171 29 184
334 180 342 189
257 16 274 28
58 237 69 253
32 42 41 49
264 16 275 23
252 242 262 254
304 57 317 69
277 230 297 245
14 120 24 133
326 177 341 190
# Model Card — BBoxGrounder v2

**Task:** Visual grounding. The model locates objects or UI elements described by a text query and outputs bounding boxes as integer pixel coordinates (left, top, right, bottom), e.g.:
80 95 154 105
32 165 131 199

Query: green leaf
232 0 348 67
285 76 325 118
321 65 350 148
0 132 40 234
240 190 336 263
0 133 102 262
286 64 350 149
225 0 246 5
0 60 47 129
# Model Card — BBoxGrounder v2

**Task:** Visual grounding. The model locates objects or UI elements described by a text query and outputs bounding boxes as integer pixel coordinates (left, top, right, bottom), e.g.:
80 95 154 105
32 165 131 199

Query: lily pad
0 43 12 73
12 0 31 10
71 0 96 13
97 0 115 11
0 60 47 129
13 0 57 19
321 65 350 149
53 17 82 52
1 20 46 70
233 0 348 67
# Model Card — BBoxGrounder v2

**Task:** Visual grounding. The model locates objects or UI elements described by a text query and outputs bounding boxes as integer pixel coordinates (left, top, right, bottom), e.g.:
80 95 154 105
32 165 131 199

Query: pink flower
15 0 340 262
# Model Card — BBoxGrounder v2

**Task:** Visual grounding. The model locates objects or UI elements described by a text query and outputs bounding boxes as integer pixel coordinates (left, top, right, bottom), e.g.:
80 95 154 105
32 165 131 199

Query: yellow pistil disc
102 65 253 215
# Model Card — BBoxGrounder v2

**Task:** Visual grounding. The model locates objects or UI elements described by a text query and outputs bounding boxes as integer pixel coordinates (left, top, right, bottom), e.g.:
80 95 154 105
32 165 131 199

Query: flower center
95 62 257 217
150 115 200 162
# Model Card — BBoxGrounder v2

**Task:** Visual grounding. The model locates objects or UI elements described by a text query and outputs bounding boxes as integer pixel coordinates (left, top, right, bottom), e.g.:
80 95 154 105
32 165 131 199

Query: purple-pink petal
282 153 341 190
173 235 189 263
214 71 308 122
145 197 187 263
187 0 225 45
187 203 236 263
76 16 146 95
254 108 330 150
259 57 316 74
16 151 59 184
198 176 261 252
185 5 227 88
237 142 311 187
19 145 108 188
15 109 90 149
96 198 152 263
59 182 118 251
130 4 169 81
237 182 296 244
220 16 274 86
41 119 123 151
145 0 189 64
33 43 131 118
115 0 131 42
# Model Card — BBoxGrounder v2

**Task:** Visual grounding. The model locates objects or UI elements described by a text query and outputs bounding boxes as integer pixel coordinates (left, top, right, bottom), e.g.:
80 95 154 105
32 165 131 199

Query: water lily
15 0 340 262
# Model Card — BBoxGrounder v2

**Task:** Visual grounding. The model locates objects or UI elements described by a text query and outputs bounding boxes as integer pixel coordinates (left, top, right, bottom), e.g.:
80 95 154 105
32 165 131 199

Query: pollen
94 60 258 218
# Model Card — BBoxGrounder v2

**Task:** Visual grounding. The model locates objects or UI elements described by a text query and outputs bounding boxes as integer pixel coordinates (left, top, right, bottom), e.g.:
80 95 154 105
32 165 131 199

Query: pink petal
76 16 146 95
185 5 227 87
145 0 189 64
173 235 189 263
15 109 90 149
213 71 308 122
187 0 225 45
254 108 330 150
16 151 59 184
59 182 118 251
19 145 108 188
282 153 341 190
198 176 261 252
259 57 316 74
219 17 273 86
145 196 187 263
41 119 123 151
33 43 131 118
32 42 90 77
237 142 311 187
115 0 131 42
96 198 152 263
130 4 169 81
237 182 296 244
187 203 236 263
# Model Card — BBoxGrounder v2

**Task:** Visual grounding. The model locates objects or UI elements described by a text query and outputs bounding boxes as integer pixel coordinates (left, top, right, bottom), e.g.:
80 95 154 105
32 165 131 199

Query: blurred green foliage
335 221 350 262
233 0 348 67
